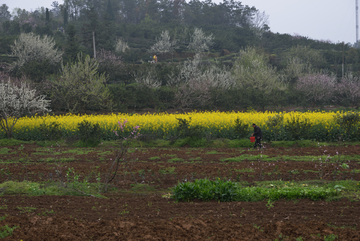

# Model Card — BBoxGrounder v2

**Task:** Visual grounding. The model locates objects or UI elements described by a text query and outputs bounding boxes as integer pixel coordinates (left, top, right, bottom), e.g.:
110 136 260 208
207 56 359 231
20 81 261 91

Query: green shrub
172 179 339 202
39 121 62 141
285 115 312 140
334 112 360 140
173 178 237 202
266 114 284 141
176 118 203 140
234 118 250 139
0 224 18 238
77 120 102 147
228 139 253 148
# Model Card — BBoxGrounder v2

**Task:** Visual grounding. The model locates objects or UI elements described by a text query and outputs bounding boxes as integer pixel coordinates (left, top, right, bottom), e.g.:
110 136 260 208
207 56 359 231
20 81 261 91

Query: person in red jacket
251 123 262 148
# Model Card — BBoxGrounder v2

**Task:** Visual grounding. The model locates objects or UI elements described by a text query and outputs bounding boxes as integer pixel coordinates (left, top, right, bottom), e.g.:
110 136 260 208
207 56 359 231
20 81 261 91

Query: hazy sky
2 0 357 44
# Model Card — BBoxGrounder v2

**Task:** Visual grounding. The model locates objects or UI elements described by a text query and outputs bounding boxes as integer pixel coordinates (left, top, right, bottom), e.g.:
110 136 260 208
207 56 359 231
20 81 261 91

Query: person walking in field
251 123 262 148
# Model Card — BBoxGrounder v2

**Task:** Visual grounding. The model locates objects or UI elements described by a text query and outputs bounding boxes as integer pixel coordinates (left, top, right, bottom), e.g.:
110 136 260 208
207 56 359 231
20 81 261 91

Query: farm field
1 142 360 240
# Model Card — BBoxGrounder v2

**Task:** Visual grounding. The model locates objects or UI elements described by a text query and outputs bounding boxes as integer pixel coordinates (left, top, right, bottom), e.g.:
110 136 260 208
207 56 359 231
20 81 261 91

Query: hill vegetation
0 0 360 113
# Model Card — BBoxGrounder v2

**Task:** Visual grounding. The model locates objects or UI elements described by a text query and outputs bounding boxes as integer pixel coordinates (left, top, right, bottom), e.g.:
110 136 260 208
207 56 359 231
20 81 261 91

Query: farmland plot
1 143 360 240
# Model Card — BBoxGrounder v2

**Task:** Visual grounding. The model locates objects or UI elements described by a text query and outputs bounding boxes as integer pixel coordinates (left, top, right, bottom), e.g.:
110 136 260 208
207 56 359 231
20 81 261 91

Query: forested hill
1 0 360 113
0 0 355 71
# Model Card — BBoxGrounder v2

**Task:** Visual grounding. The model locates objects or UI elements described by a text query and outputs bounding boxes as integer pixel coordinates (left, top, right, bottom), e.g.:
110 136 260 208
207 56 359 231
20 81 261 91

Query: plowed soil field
1 143 360 240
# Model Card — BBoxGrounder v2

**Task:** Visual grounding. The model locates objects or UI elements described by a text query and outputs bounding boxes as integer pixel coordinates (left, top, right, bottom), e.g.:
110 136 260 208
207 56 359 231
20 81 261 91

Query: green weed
167 158 184 163
234 168 255 173
149 156 160 160
0 225 18 238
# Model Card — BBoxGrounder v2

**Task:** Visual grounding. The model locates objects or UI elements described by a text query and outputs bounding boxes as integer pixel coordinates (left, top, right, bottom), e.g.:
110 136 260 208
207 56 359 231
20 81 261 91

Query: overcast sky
2 0 357 45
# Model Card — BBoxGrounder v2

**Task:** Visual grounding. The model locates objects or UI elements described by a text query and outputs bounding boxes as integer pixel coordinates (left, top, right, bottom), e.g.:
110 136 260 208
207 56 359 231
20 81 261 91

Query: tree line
0 1 360 114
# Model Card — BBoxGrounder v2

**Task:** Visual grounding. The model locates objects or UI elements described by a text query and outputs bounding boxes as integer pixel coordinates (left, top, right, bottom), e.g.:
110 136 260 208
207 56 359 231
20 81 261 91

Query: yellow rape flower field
12 111 337 131
3 110 356 141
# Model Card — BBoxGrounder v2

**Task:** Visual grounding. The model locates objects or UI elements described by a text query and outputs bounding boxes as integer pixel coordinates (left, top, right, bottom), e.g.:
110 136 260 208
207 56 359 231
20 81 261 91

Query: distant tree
188 28 214 54
98 0 116 51
46 8 50 23
10 33 63 71
0 4 11 22
51 1 61 18
115 39 129 54
232 47 285 109
172 54 235 109
106 0 114 21
0 78 51 139
149 30 177 60
283 45 326 70
63 6 68 26
53 53 111 112
249 10 270 38
64 24 80 63
96 48 123 82
296 73 336 107
337 73 360 107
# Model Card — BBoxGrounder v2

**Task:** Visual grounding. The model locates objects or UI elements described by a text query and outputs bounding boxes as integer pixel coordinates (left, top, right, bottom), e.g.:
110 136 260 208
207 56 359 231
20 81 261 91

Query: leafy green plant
77 120 102 147
285 115 312 140
234 118 249 139
324 233 338 241
176 118 203 140
17 206 37 214
172 179 339 202
0 225 18 238
39 121 62 141
266 114 284 141
173 178 238 202
334 112 360 140
266 199 274 209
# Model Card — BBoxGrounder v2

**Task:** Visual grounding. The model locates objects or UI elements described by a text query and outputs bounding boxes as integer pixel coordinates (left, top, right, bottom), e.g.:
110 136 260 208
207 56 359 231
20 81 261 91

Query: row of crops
2 111 360 141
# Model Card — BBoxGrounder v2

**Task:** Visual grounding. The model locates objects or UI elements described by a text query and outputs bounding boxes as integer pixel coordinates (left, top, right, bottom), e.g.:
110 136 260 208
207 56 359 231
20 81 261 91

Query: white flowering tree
232 47 285 109
187 28 214 54
115 39 130 53
296 73 336 107
171 54 235 109
10 32 63 70
150 30 177 56
0 78 51 139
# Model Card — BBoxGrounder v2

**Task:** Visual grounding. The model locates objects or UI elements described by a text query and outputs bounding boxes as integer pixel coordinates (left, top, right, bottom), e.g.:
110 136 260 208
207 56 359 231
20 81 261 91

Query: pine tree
64 24 79 63
63 7 68 26
46 8 50 23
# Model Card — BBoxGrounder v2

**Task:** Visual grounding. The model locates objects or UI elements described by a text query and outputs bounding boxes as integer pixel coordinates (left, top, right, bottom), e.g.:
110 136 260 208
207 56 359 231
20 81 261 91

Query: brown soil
1 144 360 240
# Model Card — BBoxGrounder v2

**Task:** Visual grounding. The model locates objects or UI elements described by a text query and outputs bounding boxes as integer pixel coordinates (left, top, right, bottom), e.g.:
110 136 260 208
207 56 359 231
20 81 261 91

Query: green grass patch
0 139 29 146
97 150 112 155
167 158 184 163
149 156 160 160
61 149 94 155
227 139 254 148
129 183 156 192
38 157 76 162
35 140 67 147
0 148 11 155
221 154 269 162
189 157 202 161
172 179 340 202
234 168 255 173
0 181 105 197
0 224 18 239
159 167 176 175
206 150 224 154
17 206 37 214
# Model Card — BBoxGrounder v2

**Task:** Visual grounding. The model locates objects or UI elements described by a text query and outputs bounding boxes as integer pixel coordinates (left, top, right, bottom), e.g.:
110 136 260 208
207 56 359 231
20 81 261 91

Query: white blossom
187 28 214 54
115 39 129 53
10 32 63 70
0 78 51 138
149 30 177 55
